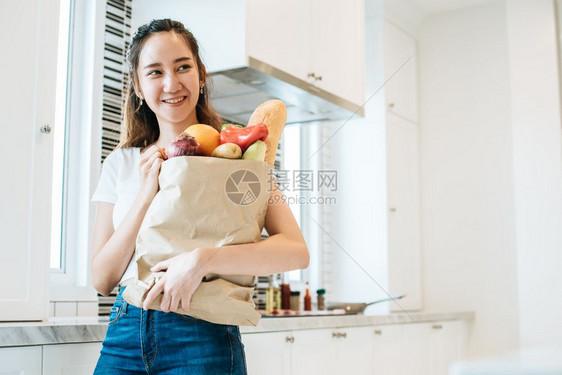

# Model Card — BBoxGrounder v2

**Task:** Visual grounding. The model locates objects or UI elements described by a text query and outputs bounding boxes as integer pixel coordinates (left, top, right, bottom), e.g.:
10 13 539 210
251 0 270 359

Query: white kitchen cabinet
428 321 468 375
386 111 422 311
244 326 375 375
0 346 42 374
245 0 308 81
331 326 374 374
290 327 374 374
0 0 59 320
243 331 292 375
372 324 405 375
402 323 431 375
291 329 335 375
43 342 102 375
306 0 365 106
402 321 469 375
246 0 365 107
242 321 468 374
383 20 418 123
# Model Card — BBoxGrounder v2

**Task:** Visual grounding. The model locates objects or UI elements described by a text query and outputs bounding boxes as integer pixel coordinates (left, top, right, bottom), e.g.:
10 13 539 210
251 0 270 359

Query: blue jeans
94 286 247 374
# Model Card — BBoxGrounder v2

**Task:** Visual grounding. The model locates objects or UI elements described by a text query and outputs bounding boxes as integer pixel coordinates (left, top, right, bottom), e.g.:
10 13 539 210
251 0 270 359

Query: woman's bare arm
91 146 166 296
201 185 310 276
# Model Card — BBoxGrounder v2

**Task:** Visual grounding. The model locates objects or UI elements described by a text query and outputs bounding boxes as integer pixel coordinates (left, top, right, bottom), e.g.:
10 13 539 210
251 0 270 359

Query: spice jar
290 291 301 311
281 283 291 310
265 276 274 314
273 275 282 310
316 289 326 310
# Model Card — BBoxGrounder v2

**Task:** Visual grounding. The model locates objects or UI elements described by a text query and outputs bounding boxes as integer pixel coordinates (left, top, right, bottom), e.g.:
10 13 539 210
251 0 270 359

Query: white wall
131 0 246 72
419 0 519 357
506 0 562 349
328 2 390 310
419 0 562 358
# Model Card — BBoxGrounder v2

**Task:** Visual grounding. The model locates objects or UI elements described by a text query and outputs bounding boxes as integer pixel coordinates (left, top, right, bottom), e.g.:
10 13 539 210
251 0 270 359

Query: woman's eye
178 65 191 71
148 70 161 76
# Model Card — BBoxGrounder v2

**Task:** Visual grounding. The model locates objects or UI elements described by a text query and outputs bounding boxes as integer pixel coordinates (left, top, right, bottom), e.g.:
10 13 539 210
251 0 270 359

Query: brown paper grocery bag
122 156 273 326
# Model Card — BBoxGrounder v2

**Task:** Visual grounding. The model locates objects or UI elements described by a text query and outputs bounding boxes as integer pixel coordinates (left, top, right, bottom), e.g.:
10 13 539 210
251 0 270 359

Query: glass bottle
316 288 326 310
281 274 291 310
304 282 312 311
265 275 274 314
290 291 300 311
273 274 282 310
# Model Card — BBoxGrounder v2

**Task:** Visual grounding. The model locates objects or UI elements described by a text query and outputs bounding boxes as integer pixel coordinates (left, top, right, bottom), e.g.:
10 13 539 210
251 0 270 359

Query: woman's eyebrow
143 57 192 70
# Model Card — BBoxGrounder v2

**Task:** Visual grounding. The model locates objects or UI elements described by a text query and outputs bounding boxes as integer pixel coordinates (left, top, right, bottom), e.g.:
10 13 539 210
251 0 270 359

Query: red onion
166 133 202 158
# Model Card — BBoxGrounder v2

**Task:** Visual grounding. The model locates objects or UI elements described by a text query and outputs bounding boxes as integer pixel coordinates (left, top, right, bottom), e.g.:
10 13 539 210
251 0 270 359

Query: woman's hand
138 145 167 203
142 248 214 313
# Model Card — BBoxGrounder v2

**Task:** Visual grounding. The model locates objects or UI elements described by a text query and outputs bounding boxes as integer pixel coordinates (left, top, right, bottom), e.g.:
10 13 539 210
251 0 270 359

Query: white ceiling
408 0 494 14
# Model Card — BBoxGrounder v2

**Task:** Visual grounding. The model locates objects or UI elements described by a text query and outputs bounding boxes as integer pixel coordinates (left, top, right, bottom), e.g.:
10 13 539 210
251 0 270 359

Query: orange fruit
183 124 220 156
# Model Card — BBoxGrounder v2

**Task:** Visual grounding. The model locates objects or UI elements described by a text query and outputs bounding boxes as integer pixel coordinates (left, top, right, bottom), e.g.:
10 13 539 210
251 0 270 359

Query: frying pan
327 294 406 314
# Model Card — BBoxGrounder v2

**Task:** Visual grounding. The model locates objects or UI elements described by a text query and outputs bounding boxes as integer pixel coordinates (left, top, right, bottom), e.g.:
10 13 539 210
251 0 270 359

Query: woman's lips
162 96 187 105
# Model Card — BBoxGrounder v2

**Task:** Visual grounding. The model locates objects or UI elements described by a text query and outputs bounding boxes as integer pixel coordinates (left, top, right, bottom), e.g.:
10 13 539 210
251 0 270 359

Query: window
280 124 326 291
282 125 303 283
50 0 132 301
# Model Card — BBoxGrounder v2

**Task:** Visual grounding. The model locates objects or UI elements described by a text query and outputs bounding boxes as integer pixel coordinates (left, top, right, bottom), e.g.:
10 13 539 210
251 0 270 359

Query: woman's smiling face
136 31 202 128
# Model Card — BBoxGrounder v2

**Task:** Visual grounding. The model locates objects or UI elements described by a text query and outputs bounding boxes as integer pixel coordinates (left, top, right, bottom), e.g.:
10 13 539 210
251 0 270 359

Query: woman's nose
163 72 182 92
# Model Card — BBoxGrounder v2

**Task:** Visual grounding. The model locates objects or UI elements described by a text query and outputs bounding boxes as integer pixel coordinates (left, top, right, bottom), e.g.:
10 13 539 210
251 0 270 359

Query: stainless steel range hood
209 57 364 125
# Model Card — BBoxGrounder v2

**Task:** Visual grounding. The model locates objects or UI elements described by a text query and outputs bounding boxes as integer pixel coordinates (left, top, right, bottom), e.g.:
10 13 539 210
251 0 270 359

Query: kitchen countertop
0 310 474 348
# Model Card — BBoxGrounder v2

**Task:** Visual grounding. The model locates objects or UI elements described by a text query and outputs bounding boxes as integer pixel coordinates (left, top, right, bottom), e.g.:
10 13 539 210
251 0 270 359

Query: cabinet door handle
374 329 382 335
40 124 52 134
341 332 347 338
432 324 443 330
315 75 322 81
307 72 316 79
285 336 295 343
388 102 395 108
332 332 340 338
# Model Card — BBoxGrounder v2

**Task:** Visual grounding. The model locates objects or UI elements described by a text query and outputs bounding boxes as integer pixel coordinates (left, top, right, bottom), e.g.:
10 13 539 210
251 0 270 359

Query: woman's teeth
163 97 186 104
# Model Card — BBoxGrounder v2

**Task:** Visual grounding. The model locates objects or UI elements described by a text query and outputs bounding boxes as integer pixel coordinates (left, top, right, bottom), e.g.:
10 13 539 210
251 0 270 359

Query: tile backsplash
49 301 99 317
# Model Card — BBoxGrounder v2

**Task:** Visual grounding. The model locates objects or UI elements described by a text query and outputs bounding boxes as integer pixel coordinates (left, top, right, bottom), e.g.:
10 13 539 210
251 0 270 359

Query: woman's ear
132 74 143 99
134 87 144 100
200 64 207 87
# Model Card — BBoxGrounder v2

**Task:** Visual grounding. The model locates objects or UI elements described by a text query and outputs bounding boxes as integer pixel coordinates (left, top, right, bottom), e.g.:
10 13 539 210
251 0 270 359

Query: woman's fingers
140 145 160 164
143 278 164 310
160 290 172 312
150 157 163 173
180 295 191 313
137 146 167 202
142 150 164 170
168 293 180 313
140 146 166 170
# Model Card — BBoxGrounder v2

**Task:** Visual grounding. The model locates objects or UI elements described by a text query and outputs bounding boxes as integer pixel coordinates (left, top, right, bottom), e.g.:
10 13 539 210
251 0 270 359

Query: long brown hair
119 19 222 148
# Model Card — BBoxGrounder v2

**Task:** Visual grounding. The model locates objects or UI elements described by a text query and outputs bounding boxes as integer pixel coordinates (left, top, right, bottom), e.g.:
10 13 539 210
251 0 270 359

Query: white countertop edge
242 310 475 333
0 310 474 348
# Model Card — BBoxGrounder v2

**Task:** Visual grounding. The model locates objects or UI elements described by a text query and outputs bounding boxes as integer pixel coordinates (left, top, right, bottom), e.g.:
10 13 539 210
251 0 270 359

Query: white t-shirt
91 147 142 285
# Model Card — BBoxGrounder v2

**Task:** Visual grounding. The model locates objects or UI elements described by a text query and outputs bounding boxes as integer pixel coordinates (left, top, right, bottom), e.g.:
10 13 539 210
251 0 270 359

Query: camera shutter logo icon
225 169 262 205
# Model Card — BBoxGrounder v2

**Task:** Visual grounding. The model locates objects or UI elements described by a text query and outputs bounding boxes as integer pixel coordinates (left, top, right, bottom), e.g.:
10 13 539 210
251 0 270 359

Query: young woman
91 19 309 374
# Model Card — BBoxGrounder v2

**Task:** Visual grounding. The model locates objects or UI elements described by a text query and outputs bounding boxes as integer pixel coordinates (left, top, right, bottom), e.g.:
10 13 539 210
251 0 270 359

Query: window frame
50 0 106 302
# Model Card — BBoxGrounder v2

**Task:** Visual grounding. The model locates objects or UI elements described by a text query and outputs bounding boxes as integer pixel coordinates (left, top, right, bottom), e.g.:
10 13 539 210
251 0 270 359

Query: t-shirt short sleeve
91 150 122 204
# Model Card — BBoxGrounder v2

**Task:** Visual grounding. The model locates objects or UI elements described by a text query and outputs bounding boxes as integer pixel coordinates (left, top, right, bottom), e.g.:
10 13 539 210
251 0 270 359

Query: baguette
247 99 287 166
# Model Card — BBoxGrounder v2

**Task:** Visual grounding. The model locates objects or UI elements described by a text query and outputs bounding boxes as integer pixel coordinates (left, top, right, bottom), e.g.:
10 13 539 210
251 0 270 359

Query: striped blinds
100 0 132 162
97 0 133 316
